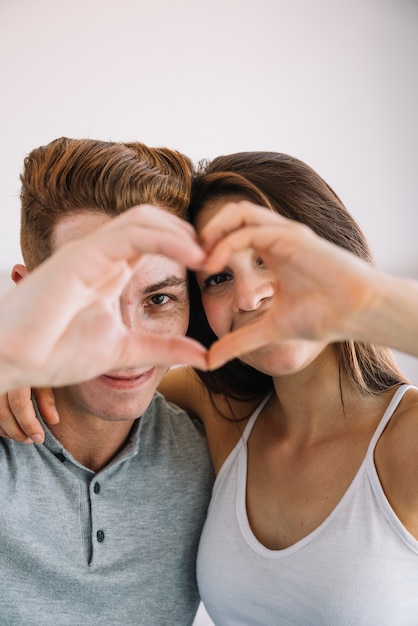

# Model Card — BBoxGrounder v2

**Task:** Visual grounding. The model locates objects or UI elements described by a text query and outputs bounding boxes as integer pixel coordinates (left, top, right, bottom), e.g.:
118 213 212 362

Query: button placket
91 479 105 549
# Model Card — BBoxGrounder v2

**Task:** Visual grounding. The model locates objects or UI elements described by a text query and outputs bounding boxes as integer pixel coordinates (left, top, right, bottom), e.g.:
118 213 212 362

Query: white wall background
1 2 417 622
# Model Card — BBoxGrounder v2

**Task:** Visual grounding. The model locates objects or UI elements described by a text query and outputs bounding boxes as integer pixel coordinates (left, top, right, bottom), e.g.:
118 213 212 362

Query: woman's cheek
202 298 230 339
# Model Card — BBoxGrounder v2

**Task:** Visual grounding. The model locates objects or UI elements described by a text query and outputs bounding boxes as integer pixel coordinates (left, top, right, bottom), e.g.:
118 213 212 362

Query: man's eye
204 273 231 288
149 294 170 305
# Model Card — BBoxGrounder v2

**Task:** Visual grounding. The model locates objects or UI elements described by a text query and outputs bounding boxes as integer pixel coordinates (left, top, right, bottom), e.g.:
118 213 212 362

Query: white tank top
197 384 418 625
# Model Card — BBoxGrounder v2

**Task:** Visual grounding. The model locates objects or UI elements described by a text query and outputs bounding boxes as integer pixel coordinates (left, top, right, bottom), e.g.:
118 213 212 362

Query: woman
3 152 418 623
163 152 418 624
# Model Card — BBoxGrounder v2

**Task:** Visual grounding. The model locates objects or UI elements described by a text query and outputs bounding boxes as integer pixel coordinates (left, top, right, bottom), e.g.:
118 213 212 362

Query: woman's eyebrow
143 277 187 294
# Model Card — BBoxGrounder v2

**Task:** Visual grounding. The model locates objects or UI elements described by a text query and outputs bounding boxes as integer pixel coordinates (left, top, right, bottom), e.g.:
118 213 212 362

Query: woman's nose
232 273 274 313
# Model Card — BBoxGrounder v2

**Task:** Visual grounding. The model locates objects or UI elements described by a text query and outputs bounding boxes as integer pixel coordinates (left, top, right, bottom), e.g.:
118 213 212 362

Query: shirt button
94 482 100 494
97 530 105 543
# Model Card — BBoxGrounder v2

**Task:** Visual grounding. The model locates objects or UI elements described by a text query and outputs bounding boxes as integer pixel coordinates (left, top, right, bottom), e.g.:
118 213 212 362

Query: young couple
1 137 417 624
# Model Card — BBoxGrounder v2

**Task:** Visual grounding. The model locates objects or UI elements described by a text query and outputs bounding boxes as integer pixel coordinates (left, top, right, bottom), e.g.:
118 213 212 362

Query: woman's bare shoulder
158 366 204 415
158 366 259 423
376 386 418 535
379 386 418 448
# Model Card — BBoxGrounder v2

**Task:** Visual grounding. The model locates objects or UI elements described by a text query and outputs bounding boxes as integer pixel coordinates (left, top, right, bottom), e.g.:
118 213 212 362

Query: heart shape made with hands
2 200 353 396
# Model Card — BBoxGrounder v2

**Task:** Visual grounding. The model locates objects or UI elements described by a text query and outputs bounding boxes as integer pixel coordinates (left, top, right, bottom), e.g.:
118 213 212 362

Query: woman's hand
202 201 379 368
0 388 58 444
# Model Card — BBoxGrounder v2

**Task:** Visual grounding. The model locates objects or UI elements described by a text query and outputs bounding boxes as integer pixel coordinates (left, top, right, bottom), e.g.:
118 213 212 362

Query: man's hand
0 205 209 393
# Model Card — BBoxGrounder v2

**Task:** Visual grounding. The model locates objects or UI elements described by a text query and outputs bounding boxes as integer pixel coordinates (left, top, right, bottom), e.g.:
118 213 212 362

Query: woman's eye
204 273 231 288
149 294 170 305
256 256 265 268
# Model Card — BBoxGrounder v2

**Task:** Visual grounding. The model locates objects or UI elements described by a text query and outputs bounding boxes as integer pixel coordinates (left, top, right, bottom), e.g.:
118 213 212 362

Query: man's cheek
163 306 190 336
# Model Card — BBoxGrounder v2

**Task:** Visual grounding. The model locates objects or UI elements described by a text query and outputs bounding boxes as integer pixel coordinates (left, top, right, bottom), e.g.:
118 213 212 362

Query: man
0 137 214 625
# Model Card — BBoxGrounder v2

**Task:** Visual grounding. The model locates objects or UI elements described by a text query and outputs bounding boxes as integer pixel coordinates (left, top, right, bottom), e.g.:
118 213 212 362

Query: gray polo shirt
0 392 214 625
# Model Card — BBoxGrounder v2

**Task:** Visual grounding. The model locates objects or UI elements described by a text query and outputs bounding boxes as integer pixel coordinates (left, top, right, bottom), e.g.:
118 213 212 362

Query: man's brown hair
20 137 193 269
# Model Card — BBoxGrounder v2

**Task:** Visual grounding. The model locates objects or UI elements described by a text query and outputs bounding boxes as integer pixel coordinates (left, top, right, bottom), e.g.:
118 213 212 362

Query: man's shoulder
147 391 190 417
143 391 207 444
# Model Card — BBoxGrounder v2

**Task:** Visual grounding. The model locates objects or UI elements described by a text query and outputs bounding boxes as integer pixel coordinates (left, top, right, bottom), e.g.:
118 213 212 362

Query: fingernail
49 407 60 423
31 434 44 444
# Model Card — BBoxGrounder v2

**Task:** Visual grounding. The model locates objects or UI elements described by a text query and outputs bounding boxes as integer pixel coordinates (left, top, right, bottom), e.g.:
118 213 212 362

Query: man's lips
99 368 155 389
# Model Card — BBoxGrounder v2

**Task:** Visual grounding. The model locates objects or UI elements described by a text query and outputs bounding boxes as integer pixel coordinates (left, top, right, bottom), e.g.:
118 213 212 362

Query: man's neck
48 402 137 473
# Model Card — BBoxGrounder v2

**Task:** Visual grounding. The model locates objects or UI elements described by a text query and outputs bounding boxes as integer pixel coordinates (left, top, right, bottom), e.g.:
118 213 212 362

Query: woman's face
194 196 329 378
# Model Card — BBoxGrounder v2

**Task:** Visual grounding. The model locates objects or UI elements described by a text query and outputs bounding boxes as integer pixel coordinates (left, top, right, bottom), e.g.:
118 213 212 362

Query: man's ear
11 263 28 284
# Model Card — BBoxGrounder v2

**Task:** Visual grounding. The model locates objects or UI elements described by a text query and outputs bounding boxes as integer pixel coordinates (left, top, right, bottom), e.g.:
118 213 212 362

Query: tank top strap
241 393 272 443
367 384 416 456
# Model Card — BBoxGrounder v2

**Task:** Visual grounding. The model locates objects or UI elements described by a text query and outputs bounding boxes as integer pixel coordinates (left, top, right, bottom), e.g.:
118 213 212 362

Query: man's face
51 210 190 422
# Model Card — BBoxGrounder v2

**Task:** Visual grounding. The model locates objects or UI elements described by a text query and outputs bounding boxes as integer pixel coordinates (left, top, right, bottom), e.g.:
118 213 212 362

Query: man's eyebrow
143 277 187 295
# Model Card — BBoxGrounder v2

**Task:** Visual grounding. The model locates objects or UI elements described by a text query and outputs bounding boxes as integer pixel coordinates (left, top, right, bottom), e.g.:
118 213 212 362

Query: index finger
83 205 206 275
199 201 289 251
